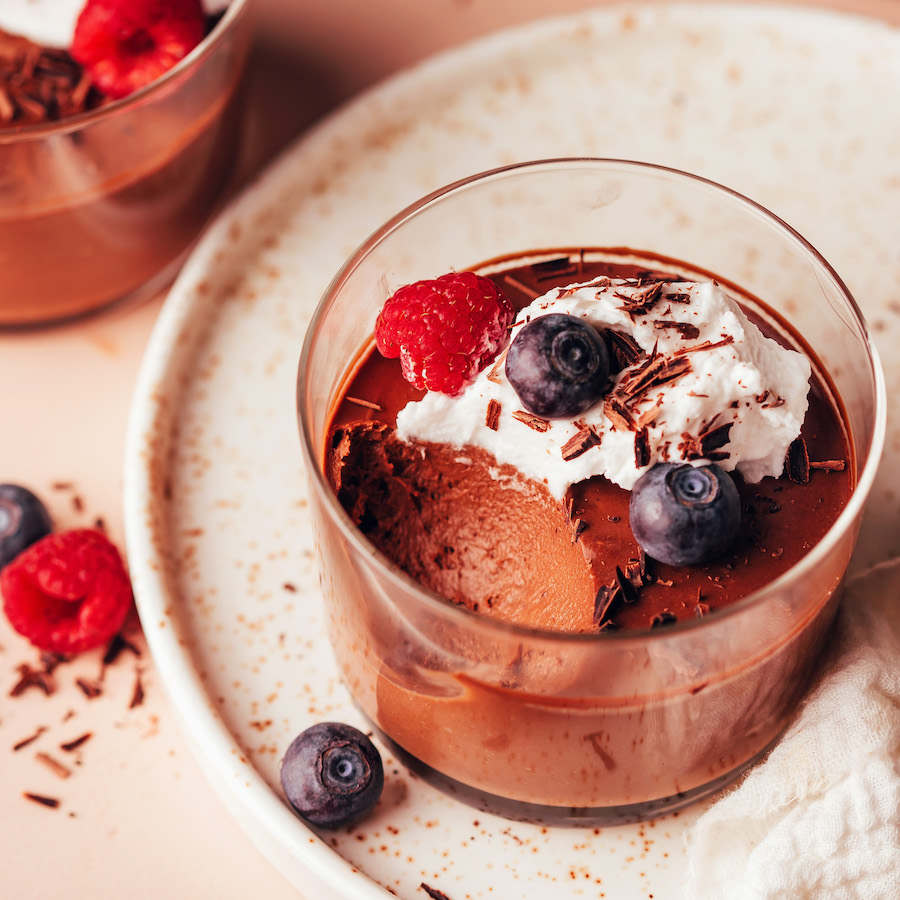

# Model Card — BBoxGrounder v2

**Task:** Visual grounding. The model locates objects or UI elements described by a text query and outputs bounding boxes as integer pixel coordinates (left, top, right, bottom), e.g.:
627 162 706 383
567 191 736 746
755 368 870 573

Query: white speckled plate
123 4 900 898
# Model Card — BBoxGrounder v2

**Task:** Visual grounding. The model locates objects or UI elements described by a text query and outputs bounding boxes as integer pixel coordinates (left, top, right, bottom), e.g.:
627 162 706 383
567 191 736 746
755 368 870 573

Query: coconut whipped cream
396 277 812 497
0 0 232 48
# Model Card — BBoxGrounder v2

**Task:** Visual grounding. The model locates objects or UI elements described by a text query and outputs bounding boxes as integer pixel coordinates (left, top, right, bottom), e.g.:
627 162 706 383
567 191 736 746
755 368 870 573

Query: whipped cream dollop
0 0 232 49
396 276 812 497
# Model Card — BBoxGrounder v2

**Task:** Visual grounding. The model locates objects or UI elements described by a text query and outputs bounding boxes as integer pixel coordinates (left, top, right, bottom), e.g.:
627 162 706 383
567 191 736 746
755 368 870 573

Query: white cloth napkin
684 559 900 900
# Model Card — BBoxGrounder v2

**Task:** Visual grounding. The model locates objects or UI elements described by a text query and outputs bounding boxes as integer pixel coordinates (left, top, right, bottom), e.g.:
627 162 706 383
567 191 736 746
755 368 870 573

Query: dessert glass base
374 725 777 826
298 159 884 825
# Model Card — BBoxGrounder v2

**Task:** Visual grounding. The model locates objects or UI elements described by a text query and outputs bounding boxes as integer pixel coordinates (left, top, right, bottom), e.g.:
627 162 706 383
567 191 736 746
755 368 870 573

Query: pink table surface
2 1 898 897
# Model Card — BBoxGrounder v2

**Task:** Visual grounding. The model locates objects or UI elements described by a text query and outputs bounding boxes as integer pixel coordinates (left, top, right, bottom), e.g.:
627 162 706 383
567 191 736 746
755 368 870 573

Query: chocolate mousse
0 2 245 326
326 252 853 634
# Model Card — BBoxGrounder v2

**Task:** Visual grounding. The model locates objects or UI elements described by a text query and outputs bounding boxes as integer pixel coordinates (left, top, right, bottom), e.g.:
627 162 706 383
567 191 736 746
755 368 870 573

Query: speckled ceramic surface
123 4 900 897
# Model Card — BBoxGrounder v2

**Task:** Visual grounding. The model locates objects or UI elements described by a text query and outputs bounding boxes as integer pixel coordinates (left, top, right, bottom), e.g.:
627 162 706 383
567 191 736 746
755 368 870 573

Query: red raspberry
71 0 206 100
1 529 133 655
375 272 514 396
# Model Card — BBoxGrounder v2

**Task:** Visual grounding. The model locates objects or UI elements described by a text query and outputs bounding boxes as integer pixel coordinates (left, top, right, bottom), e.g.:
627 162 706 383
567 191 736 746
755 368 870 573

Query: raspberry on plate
71 0 206 100
1 529 133 655
375 271 514 396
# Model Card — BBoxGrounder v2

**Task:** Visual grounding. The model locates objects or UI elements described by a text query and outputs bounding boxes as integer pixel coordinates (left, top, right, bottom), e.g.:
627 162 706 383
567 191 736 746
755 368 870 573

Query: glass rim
297 156 888 647
0 0 249 144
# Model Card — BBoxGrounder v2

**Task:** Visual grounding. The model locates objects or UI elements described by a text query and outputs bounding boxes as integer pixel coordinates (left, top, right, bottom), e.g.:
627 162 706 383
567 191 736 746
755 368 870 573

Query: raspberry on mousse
375 271 514 397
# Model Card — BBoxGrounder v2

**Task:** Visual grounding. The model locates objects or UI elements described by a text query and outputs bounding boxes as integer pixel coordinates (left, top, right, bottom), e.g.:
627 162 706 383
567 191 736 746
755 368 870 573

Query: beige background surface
1 1 899 898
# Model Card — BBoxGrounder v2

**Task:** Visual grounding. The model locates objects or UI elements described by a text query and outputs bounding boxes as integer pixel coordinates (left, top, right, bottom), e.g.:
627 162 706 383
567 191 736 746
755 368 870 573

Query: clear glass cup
0 0 251 328
297 159 885 825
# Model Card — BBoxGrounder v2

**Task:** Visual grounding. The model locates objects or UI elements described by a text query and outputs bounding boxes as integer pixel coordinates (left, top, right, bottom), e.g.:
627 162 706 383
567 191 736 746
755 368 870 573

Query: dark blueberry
280 722 384 828
505 313 610 418
629 463 740 566
0 484 52 570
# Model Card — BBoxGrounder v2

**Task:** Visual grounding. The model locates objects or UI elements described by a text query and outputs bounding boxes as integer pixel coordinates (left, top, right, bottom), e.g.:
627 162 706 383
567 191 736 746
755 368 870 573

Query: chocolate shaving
102 632 141 667
634 427 651 468
0 30 105 127
633 397 663 430
36 752 71 779
614 566 639 604
500 273 541 299
485 398 501 431
13 727 47 752
612 352 692 408
810 459 846 472
617 281 663 317
700 420 733 456
653 320 701 340
512 410 550 432
673 336 735 357
531 256 577 280
606 329 644 369
592 583 619 628
787 436 810 484
603 397 636 432
76 678 102 699
695 601 711 618
623 550 647 588
560 427 601 461
345 396 382 411
129 671 145 709
651 611 678 628
60 733 92 753
485 348 508 385
10 662 57 697
420 885 452 900
23 792 59 809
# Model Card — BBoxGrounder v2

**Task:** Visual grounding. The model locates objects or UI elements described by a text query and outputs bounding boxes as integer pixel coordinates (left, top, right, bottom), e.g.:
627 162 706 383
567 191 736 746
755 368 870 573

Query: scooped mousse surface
326 251 853 634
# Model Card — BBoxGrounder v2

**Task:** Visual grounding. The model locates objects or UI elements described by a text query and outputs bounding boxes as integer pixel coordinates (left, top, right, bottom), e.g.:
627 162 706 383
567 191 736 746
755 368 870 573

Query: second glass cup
297 159 884 825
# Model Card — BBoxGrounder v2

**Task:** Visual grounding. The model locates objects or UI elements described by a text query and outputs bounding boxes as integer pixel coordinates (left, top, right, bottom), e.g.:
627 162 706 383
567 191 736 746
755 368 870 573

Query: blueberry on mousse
0 483 52 569
505 313 610 418
280 722 384 828
629 462 741 566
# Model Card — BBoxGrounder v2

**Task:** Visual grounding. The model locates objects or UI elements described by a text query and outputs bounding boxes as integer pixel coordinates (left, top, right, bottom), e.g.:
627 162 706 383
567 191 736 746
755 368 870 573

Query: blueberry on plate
280 722 384 828
0 484 52 570
505 313 610 418
629 462 740 567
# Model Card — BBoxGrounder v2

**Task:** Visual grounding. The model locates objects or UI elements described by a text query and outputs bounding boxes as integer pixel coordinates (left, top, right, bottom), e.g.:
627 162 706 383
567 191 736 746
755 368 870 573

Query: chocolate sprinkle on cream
653 320 701 340
485 398 501 431
485 348 509 385
561 427 601 461
616 281 663 317
634 427 651 468
605 329 644 369
512 410 551 432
